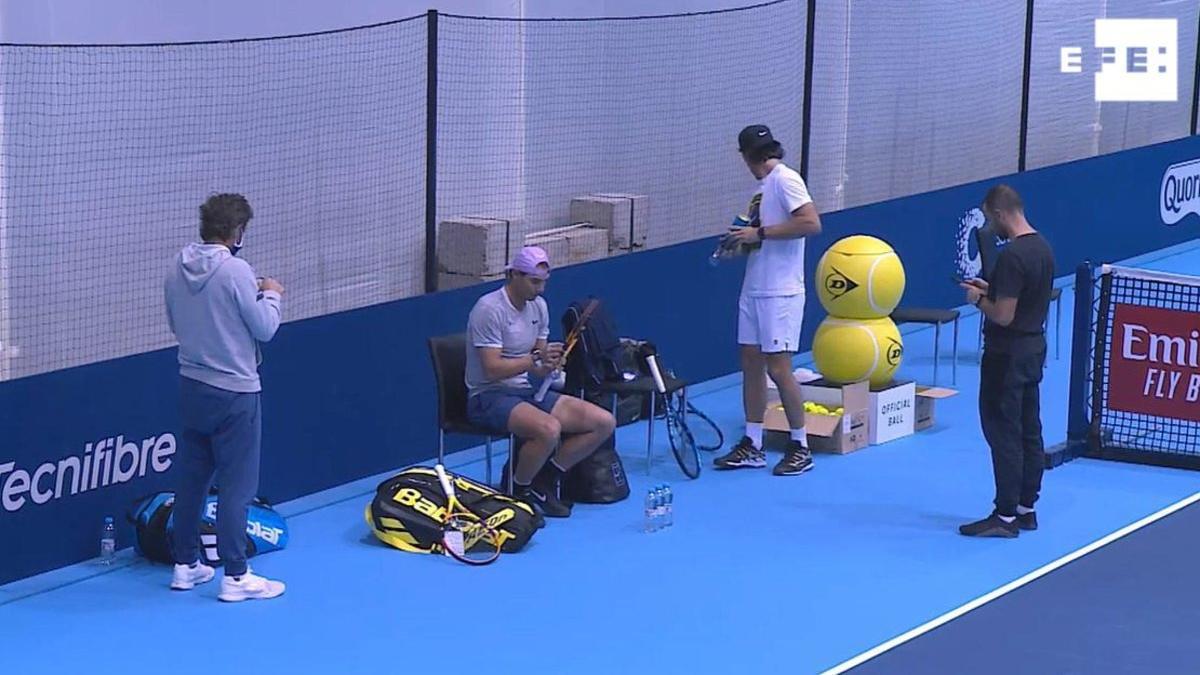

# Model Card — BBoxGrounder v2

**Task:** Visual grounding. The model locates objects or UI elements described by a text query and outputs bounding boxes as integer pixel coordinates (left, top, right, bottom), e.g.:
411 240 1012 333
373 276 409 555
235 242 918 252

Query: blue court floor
852 495 1200 673
3 239 1199 675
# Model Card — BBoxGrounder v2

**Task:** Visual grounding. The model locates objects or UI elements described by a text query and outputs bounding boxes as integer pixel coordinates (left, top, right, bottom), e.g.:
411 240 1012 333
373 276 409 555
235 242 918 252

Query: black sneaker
713 436 766 470
502 461 572 506
514 484 571 518
534 462 574 508
959 513 1020 538
772 442 813 476
498 464 547 527
1016 511 1038 531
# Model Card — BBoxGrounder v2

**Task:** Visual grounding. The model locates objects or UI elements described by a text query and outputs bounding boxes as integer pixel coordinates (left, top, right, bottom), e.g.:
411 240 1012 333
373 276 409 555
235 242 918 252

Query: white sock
997 514 1016 523
1017 505 1035 515
790 427 808 446
745 422 763 449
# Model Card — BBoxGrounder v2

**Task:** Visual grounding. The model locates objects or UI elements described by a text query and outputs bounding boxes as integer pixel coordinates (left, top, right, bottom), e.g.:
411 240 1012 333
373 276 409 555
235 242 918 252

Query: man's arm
976 293 1017 327
984 250 1024 327
761 173 821 240
477 347 541 382
233 268 282 342
761 202 822 240
965 251 1021 326
470 304 551 382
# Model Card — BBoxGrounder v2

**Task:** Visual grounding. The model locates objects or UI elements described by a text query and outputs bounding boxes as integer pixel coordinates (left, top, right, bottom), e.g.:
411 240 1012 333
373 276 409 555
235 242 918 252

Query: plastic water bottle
644 489 657 533
663 484 674 528
99 516 116 565
654 485 667 530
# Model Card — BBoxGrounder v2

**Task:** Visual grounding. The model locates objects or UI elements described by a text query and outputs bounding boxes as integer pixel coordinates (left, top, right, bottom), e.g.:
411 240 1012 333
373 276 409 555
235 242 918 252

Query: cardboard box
524 223 609 266
765 379 869 454
592 193 649 250
437 216 521 276
915 386 959 431
868 380 915 445
570 194 648 251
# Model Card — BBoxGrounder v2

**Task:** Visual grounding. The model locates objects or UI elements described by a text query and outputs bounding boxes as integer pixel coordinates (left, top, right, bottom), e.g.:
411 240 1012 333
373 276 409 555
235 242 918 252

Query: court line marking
820 489 1200 674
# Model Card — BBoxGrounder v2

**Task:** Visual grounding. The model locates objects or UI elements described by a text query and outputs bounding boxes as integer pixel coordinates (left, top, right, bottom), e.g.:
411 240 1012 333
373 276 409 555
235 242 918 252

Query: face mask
230 226 246 257
983 215 1006 242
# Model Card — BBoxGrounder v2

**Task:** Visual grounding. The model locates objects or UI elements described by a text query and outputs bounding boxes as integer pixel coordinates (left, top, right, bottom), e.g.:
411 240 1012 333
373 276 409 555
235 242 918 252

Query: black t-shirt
983 232 1055 354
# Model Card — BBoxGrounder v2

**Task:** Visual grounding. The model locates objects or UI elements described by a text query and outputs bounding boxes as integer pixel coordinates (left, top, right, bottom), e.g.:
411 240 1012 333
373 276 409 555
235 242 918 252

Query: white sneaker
170 562 215 590
217 569 286 603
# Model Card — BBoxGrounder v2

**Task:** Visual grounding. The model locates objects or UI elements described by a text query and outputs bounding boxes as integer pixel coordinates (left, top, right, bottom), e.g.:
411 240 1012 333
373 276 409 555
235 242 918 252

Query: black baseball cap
738 124 777 154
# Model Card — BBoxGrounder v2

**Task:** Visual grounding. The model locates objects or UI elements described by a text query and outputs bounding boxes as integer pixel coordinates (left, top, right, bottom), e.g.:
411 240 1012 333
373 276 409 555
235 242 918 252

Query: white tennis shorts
737 293 806 353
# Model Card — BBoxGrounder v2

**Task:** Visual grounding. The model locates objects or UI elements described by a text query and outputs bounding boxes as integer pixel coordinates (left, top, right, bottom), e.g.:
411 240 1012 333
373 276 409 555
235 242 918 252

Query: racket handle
645 354 667 394
434 463 455 498
534 371 555 402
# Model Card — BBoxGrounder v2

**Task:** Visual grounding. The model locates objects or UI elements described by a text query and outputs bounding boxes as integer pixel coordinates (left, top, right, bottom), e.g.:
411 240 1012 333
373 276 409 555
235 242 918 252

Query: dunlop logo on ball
824 267 859 299
886 338 903 366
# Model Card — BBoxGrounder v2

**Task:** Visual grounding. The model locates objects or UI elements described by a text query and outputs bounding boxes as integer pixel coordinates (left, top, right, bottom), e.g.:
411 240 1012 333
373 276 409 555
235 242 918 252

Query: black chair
593 373 688 475
973 225 1063 361
428 333 515 493
889 307 961 386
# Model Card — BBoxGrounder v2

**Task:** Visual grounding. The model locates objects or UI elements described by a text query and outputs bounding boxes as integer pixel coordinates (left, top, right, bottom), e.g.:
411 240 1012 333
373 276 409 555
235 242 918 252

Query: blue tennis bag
129 489 289 566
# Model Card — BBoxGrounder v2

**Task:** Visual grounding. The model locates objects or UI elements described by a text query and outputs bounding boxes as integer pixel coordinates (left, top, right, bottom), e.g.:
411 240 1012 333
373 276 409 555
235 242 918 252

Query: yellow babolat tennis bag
365 466 543 555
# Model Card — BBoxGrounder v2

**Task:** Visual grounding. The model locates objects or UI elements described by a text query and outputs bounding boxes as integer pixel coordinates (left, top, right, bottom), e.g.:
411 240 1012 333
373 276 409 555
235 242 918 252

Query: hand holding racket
434 464 501 566
534 299 599 402
534 339 574 403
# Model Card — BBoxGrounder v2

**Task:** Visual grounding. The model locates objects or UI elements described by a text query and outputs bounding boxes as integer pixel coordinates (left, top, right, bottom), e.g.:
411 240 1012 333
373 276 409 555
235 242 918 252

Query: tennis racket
644 351 700 479
434 464 501 566
534 299 599 402
685 402 724 452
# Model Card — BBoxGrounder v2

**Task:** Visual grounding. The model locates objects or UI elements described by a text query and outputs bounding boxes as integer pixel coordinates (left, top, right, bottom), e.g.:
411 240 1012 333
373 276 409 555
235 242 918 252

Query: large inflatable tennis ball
816 235 906 319
812 316 904 387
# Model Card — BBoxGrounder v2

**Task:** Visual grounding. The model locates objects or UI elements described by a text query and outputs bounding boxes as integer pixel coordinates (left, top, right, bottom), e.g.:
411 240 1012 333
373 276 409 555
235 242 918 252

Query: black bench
890 307 961 385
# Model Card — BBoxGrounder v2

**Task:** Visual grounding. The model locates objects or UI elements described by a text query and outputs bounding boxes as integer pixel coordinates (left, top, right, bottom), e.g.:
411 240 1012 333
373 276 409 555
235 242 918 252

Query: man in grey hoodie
163 193 285 602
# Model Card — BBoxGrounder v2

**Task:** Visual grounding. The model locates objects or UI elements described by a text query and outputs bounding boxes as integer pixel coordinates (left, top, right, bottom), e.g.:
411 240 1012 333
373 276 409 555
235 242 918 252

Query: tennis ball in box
816 235 906 319
813 316 904 387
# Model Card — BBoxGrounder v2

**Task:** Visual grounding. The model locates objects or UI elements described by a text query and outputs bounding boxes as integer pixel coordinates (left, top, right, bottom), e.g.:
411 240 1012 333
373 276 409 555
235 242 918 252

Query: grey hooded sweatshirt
164 243 282 393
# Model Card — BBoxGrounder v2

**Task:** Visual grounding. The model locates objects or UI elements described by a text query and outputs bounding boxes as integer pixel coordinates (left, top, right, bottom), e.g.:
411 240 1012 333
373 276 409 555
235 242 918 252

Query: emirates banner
1107 303 1200 422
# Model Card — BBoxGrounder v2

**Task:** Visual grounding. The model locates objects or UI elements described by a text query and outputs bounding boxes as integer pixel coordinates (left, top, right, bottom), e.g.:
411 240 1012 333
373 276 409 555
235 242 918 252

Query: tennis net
1062 262 1200 470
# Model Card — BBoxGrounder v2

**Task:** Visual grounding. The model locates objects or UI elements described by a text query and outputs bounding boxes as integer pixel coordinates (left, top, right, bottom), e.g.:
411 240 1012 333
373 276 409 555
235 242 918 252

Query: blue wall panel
3 135 1198 585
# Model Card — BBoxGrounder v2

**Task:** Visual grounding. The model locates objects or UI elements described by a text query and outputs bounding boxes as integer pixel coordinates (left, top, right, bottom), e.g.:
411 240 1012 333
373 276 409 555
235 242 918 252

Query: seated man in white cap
464 245 617 518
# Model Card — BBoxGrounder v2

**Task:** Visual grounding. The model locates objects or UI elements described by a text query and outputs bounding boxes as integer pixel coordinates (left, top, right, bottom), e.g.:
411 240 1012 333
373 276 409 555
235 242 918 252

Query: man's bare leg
549 397 617 469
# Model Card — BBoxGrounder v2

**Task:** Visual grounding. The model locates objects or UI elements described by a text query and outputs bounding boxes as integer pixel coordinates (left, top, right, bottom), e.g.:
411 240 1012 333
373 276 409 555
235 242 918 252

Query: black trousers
979 345 1046 517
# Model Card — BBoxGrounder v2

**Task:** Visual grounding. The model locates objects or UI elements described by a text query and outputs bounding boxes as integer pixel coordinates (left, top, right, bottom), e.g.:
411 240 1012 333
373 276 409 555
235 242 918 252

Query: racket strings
445 510 499 550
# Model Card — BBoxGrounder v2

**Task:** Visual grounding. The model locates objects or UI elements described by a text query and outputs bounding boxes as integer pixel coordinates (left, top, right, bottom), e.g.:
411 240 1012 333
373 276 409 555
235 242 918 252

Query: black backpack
563 297 624 391
563 439 630 504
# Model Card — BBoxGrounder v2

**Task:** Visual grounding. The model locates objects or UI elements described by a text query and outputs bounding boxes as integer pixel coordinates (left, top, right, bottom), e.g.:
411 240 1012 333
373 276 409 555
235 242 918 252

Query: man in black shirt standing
960 184 1055 538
